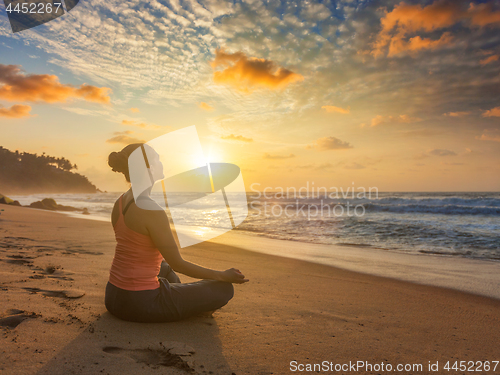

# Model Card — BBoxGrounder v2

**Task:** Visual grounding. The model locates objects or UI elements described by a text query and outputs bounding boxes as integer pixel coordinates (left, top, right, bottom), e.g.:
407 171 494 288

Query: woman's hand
219 268 249 284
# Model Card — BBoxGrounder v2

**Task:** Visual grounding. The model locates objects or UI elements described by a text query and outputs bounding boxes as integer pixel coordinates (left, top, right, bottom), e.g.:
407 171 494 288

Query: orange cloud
106 131 145 144
344 162 366 170
468 2 500 27
476 129 500 142
129 107 140 113
221 134 253 142
198 102 214 111
74 85 111 103
0 64 111 104
306 136 353 150
428 149 457 156
211 49 303 93
371 0 500 58
482 106 500 117
371 114 422 127
371 1 461 57
263 153 296 160
0 104 32 118
480 55 499 65
388 32 453 56
321 105 350 114
444 111 471 117
121 119 161 129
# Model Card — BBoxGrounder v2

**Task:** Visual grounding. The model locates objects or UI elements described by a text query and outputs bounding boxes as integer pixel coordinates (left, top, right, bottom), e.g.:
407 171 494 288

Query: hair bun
108 143 143 182
108 151 128 173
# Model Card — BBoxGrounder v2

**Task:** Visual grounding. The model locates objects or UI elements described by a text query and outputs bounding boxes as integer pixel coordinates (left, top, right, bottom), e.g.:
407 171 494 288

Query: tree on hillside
0 146 99 194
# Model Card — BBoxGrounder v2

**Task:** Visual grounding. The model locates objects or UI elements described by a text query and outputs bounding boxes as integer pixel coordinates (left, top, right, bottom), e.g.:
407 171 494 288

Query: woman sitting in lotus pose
105 143 248 322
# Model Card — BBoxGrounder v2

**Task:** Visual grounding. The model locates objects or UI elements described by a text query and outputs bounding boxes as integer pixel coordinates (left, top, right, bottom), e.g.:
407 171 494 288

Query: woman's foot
196 309 217 318
158 261 182 283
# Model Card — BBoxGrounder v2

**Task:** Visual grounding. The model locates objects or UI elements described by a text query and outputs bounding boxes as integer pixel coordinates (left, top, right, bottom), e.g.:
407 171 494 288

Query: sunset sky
1 0 499 192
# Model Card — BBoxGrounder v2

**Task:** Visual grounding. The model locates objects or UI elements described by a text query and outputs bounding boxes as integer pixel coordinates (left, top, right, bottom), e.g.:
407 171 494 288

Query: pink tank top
109 195 163 291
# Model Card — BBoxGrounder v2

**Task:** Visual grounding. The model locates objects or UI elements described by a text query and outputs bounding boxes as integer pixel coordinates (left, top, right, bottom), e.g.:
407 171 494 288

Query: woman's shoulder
135 196 162 211
120 191 166 216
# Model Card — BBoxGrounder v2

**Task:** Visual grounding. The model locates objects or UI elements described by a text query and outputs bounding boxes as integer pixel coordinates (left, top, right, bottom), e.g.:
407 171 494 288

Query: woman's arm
146 209 248 283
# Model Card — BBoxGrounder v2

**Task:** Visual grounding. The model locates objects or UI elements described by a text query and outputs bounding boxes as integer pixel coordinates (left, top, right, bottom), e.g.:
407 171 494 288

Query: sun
193 147 223 166
206 149 223 163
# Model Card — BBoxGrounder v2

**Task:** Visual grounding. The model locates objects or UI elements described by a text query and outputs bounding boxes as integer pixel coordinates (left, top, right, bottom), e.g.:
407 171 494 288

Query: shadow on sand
35 311 234 375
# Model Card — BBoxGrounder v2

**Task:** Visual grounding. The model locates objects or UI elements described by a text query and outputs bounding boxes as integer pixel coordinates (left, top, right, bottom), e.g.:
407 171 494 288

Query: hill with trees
0 146 99 194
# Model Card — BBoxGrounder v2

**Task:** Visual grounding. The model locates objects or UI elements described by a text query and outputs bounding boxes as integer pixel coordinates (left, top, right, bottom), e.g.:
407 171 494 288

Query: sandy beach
1 204 499 375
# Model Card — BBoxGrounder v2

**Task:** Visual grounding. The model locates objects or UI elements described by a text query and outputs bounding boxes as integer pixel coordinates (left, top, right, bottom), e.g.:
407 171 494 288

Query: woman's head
108 143 143 182
108 143 164 183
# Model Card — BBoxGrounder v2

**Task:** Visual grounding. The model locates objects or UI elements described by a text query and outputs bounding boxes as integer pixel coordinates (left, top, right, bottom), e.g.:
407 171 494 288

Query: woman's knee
217 281 234 303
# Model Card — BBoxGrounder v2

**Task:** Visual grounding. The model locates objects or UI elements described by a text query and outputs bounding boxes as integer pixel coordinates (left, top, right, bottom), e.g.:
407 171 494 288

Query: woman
105 143 248 323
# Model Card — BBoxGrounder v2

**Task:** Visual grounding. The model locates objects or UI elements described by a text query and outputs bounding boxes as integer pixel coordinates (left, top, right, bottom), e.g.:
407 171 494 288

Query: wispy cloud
221 134 253 142
476 129 500 142
129 107 140 113
371 114 422 127
444 111 471 117
414 148 458 159
0 64 111 104
0 104 32 118
321 105 350 114
0 0 498 168
62 107 112 117
480 55 499 65
428 149 457 157
0 0 492 131
306 136 353 150
198 102 214 111
344 162 366 170
391 33 453 57
106 131 145 144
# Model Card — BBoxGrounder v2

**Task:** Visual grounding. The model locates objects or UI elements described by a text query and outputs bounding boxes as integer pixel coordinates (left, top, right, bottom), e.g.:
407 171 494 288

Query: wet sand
0 204 499 374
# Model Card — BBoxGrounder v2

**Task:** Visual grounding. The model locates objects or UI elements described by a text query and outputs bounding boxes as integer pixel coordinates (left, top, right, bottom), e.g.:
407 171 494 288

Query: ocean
8 191 500 262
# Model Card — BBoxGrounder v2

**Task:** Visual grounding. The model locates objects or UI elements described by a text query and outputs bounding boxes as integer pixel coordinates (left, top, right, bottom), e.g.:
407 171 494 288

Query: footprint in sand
29 265 75 281
0 309 38 328
62 247 104 256
102 346 194 372
5 255 34 265
4 236 35 241
22 287 85 299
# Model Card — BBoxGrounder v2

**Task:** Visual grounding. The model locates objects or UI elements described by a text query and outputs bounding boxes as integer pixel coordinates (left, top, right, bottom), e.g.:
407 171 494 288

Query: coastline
54 208 500 300
211 230 500 300
7 191 500 263
1 204 500 374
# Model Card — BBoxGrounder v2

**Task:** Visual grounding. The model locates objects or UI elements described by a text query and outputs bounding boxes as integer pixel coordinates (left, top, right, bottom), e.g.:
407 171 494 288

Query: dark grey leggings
105 262 234 323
